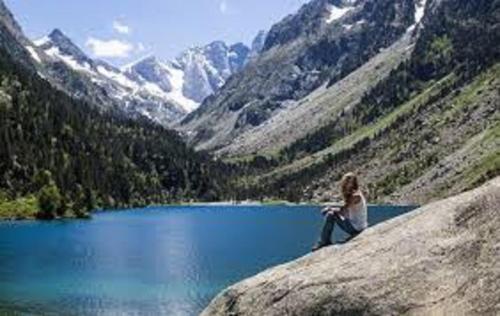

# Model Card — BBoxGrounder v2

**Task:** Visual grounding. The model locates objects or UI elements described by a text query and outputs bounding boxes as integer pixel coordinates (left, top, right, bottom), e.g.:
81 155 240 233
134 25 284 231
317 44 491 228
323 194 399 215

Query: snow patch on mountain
415 0 427 24
45 46 93 74
407 0 429 32
25 46 41 63
326 4 353 24
96 65 138 90
159 62 198 112
34 36 50 47
125 41 250 106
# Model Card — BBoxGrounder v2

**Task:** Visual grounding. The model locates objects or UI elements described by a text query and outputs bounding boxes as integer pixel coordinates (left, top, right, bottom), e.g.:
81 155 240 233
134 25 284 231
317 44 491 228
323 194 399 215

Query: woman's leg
333 214 360 237
314 212 360 250
317 212 336 247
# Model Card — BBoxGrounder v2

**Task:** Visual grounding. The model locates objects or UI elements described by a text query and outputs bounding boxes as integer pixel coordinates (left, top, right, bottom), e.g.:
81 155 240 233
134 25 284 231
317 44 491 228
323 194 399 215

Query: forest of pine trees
0 45 236 219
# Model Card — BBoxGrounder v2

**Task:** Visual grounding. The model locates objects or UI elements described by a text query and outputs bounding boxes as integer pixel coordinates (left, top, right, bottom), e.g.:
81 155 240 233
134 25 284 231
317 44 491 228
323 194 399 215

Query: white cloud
86 37 134 58
113 20 131 34
219 0 228 14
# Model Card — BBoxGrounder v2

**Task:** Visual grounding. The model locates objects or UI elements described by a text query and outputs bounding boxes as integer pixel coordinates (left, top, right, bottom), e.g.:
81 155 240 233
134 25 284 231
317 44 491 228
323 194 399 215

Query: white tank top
347 192 368 231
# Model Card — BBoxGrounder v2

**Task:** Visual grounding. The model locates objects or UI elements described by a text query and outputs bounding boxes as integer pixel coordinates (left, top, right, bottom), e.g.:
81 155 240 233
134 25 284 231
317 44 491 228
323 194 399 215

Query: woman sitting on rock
313 172 368 251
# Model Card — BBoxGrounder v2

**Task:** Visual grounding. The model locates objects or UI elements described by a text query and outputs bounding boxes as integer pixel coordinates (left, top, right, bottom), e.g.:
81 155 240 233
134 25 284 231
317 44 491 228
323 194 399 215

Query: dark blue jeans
319 212 360 246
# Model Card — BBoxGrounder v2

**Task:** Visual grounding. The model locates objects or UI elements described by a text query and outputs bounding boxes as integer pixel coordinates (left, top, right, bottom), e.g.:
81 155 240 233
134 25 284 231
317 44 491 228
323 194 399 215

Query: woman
312 172 368 251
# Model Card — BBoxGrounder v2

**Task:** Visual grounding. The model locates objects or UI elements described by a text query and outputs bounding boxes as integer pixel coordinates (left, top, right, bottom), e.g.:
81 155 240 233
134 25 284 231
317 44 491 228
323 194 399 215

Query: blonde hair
340 172 360 200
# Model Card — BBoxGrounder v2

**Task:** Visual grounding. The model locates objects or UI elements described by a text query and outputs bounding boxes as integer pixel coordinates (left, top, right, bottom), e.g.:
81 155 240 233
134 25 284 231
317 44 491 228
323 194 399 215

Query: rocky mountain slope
203 177 500 316
181 0 499 205
0 1 38 71
180 0 420 150
217 29 416 157
243 0 500 204
32 29 252 125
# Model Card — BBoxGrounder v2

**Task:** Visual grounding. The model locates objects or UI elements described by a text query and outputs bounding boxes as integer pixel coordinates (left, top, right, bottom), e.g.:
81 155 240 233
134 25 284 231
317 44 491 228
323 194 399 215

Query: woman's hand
321 206 341 215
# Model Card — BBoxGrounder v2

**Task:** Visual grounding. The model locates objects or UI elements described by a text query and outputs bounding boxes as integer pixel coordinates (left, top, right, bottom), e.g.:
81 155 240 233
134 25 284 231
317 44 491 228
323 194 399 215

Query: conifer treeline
0 46 234 217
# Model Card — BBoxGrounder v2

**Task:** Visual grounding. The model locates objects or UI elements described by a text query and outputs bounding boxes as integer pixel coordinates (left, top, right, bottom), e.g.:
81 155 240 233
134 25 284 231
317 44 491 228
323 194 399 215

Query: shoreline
1 201 419 222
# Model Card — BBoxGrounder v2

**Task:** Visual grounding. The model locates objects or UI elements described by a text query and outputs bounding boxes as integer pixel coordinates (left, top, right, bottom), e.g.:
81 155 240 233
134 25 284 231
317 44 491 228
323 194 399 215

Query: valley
0 0 499 314
0 0 499 219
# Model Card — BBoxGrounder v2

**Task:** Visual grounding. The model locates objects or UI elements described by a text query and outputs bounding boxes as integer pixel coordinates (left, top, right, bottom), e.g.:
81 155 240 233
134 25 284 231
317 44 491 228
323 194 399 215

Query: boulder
202 177 500 316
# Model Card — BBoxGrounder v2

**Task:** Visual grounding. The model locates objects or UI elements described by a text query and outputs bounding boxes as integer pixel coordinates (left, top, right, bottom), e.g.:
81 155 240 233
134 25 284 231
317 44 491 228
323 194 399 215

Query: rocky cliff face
203 177 500 316
173 41 250 104
0 0 24 41
248 30 267 61
0 0 38 71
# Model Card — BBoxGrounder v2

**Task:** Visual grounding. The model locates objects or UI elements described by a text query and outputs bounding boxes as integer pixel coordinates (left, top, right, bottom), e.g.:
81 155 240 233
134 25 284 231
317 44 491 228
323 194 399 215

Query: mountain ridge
32 28 257 125
179 0 418 150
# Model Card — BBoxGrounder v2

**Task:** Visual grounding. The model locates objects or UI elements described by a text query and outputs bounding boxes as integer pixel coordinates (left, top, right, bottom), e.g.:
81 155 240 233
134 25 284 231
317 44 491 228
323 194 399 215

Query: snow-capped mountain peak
33 29 188 124
30 28 256 125
173 40 250 103
124 56 199 113
125 56 175 92
35 29 95 74
40 29 92 65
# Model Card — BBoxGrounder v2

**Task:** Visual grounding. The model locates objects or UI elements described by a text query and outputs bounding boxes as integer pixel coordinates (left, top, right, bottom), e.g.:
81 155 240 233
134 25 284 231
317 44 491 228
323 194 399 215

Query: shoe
312 241 332 252
338 235 357 244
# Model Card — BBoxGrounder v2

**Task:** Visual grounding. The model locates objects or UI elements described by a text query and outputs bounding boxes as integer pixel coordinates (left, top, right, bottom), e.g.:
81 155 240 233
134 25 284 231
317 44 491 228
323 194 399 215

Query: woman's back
347 191 368 231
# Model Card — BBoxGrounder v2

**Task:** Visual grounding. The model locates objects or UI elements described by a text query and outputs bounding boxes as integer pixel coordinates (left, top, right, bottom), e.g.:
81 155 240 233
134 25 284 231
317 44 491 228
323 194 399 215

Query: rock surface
202 177 500 316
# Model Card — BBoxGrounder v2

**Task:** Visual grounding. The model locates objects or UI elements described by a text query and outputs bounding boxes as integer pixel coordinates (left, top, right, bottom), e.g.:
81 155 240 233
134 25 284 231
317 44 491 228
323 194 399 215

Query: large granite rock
203 177 500 315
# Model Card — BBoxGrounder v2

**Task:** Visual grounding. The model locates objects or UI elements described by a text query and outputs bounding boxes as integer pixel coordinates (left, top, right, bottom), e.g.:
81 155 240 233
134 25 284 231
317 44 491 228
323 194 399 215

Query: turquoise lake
0 205 416 315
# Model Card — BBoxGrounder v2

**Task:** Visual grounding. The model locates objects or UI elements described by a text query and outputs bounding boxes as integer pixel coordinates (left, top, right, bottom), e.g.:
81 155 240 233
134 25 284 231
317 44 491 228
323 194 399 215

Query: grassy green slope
238 63 499 204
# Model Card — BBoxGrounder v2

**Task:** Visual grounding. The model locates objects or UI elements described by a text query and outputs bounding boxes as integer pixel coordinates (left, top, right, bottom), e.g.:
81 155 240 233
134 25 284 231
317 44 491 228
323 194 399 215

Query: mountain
248 30 267 60
36 29 92 67
34 29 190 125
31 29 252 125
0 0 232 218
180 0 418 149
0 0 24 41
0 0 38 71
1 0 498 209
124 40 250 107
175 41 250 103
179 0 500 205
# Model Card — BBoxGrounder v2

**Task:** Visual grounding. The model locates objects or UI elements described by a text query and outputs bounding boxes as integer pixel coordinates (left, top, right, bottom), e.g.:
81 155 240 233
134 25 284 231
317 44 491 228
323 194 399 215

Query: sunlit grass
0 195 39 219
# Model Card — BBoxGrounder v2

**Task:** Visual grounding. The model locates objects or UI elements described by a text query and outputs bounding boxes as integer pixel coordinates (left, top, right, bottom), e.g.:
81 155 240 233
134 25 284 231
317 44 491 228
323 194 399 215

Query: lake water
0 205 416 315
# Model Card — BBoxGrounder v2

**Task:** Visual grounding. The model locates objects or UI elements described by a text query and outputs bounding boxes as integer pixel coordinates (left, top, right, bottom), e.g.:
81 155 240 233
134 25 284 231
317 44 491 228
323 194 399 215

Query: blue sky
6 0 309 66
